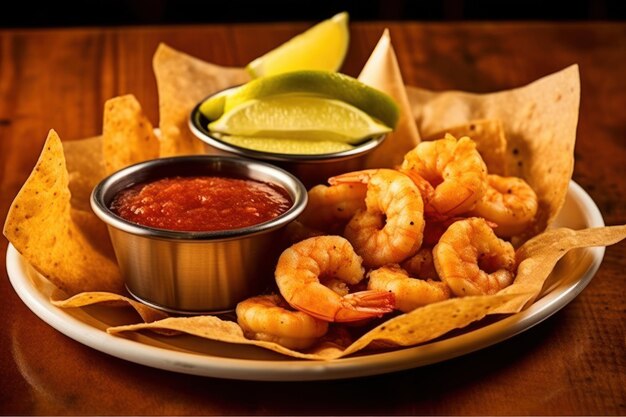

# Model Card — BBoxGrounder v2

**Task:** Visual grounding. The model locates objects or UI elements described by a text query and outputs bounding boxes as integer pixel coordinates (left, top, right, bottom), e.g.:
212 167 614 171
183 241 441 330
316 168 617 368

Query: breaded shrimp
433 217 516 296
329 169 425 267
469 174 538 238
401 134 488 217
368 264 451 313
275 235 395 322
236 294 328 350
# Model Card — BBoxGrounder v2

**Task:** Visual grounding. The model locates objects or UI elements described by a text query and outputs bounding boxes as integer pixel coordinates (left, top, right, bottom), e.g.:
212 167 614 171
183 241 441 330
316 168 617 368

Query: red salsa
110 176 292 232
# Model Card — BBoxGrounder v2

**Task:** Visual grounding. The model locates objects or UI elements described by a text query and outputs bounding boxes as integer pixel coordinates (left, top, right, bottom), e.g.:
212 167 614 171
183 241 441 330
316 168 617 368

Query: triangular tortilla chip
52 292 168 324
103 94 159 175
492 225 626 313
3 130 123 295
408 65 580 235
153 43 250 156
108 315 326 360
340 292 528 357
358 29 421 168
63 136 116 259
63 135 105 213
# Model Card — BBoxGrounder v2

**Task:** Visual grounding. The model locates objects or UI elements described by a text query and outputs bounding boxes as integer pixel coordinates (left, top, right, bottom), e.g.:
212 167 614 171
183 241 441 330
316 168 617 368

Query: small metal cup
91 156 307 314
188 96 387 189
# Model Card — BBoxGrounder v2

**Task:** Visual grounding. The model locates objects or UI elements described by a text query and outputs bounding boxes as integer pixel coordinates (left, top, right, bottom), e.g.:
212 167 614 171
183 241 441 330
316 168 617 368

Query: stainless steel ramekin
188 96 387 189
91 156 307 314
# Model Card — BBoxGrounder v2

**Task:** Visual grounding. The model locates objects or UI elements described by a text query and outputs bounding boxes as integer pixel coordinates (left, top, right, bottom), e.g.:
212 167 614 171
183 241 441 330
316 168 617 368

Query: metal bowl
91 155 307 314
188 93 387 189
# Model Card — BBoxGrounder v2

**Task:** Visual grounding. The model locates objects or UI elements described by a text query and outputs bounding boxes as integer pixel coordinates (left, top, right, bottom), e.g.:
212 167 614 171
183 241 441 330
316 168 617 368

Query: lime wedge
246 12 349 78
216 135 354 155
208 95 391 144
198 88 230 120
219 70 399 128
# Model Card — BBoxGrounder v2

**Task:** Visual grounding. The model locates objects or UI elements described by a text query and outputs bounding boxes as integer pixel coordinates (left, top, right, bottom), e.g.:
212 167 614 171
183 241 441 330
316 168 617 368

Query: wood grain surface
1 22 625 415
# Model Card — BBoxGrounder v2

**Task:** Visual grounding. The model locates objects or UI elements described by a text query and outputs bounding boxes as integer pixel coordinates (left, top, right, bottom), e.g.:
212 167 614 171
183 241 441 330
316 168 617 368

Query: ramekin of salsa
91 156 307 314
110 176 292 232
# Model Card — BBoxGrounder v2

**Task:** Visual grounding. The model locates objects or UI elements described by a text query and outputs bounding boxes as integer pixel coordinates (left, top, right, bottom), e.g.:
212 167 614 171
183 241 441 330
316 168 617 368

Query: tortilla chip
153 43 250 156
408 65 580 236
340 292 528 357
424 119 508 175
358 29 421 168
493 225 626 314
3 130 124 295
63 135 105 213
62 136 116 259
52 292 168 323
108 315 327 360
103 94 159 175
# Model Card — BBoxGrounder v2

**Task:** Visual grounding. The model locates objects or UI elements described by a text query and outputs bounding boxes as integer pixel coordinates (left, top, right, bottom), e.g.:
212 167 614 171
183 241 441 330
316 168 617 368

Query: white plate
7 181 605 381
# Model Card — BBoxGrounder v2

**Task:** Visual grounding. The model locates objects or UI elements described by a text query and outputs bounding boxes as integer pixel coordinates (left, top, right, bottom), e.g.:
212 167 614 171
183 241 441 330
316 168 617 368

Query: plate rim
6 180 606 381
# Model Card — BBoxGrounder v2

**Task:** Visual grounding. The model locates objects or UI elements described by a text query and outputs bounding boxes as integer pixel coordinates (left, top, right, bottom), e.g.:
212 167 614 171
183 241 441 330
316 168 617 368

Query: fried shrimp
275 235 395 322
400 134 488 217
470 174 538 238
368 264 451 312
236 294 328 350
329 169 425 267
433 217 516 296
298 183 366 233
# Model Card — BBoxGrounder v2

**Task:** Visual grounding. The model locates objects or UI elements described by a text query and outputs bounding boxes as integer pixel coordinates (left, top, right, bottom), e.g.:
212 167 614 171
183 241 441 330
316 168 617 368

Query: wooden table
1 21 625 415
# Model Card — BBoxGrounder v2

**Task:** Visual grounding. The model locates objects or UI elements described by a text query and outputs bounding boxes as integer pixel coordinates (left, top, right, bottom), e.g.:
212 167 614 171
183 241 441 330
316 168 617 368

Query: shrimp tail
328 169 378 185
335 290 396 321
